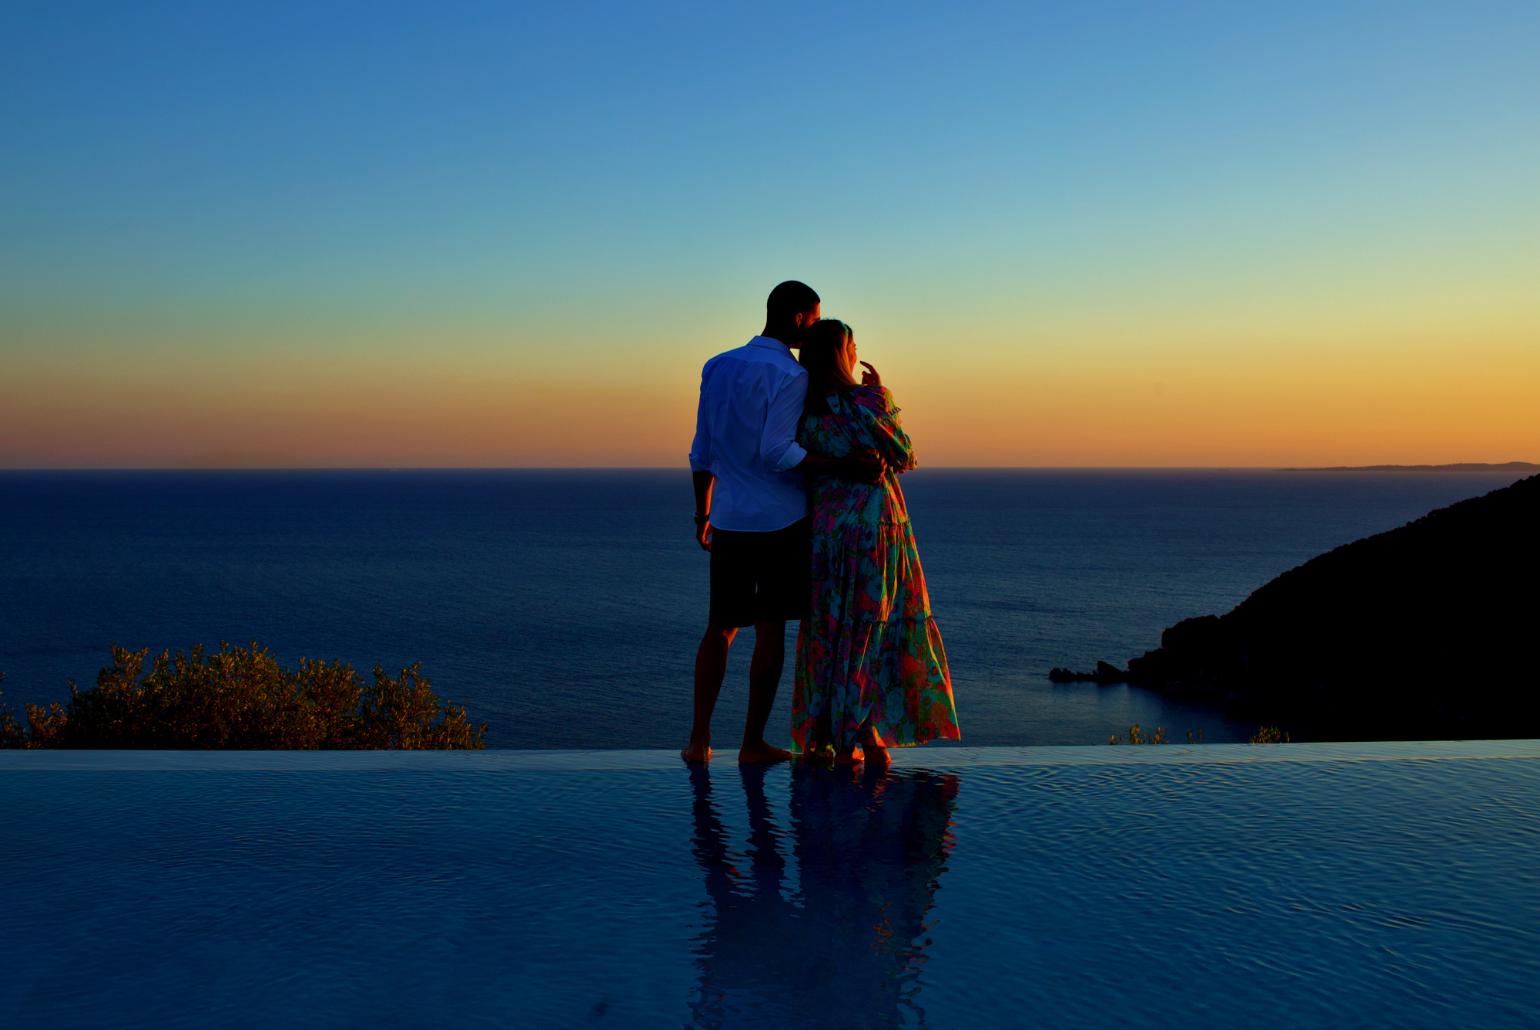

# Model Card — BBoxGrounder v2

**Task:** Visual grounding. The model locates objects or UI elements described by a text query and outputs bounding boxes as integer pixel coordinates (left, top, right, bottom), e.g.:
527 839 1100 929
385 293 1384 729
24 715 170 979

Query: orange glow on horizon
4 318 1535 469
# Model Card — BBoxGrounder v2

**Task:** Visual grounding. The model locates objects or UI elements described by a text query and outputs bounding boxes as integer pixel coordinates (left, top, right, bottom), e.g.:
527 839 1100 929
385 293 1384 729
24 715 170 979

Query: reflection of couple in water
684 280 961 767
687 763 960 1027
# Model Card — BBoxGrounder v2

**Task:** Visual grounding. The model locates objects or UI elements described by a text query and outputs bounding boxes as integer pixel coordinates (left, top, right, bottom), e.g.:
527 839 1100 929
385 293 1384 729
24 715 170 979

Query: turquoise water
1 469 1526 746
4 742 1538 1027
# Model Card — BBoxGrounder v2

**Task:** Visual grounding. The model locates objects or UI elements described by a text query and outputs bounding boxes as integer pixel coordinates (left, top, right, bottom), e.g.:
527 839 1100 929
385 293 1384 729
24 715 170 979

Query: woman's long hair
799 319 857 416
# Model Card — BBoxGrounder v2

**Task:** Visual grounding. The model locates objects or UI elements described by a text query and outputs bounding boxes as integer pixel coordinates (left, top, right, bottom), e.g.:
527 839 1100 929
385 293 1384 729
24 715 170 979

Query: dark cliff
1122 474 1540 740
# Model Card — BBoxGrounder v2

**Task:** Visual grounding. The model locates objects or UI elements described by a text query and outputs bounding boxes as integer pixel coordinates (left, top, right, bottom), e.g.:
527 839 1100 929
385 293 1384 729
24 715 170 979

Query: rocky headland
1057 474 1540 740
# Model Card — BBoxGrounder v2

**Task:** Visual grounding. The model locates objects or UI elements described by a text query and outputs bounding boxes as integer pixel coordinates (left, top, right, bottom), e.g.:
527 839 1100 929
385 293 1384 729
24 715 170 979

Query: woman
792 319 961 766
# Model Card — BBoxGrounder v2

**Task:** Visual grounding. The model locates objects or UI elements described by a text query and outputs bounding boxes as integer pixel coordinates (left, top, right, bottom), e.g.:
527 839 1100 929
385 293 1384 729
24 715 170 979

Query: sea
0 469 1526 748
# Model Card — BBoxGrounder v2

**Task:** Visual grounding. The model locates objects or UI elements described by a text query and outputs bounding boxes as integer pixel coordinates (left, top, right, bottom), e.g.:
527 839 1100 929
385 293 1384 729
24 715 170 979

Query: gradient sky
3 1 1536 467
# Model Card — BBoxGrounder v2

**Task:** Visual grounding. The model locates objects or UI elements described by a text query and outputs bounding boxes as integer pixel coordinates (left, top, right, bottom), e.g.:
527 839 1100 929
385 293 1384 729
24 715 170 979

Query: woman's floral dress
792 386 961 752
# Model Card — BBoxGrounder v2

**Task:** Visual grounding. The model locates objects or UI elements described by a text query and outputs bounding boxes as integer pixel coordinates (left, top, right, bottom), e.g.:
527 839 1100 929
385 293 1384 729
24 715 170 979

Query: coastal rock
1114 473 1540 740
1047 661 1129 685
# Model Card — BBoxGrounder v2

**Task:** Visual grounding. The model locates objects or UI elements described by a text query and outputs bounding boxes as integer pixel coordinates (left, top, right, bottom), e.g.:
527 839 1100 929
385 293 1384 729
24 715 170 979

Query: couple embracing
683 281 961 767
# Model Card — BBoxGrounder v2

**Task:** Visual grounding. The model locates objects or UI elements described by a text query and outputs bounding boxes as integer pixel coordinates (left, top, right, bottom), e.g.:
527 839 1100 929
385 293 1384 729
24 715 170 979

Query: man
683 281 876 764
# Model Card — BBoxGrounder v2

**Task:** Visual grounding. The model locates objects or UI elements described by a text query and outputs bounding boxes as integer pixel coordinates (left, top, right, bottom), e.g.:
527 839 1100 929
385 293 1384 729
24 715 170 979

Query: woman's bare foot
680 742 712 763
738 740 792 765
833 745 865 766
860 728 891 770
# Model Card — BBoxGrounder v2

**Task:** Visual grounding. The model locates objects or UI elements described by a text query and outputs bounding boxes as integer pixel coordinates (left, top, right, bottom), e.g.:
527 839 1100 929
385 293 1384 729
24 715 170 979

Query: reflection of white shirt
688 336 810 532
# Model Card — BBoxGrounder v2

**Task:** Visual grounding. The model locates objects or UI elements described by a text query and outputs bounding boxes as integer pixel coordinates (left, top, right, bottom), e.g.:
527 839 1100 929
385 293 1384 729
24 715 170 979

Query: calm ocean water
0 469 1524 747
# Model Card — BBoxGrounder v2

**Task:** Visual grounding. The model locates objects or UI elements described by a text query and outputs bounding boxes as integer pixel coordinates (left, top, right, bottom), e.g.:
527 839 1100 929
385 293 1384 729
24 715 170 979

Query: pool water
3 742 1537 1027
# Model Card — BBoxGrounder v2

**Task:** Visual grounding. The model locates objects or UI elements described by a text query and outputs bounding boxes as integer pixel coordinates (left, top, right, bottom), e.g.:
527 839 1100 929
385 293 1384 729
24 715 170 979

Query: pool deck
4 741 1538 1028
9 737 1540 770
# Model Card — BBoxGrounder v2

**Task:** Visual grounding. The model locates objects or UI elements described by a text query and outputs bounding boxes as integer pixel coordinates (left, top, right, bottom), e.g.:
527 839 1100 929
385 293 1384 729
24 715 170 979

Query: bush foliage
0 644 485 749
1105 724 1288 745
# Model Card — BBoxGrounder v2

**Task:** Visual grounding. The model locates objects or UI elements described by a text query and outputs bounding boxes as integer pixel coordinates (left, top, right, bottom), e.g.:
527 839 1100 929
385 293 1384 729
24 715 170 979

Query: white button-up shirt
688 336 810 532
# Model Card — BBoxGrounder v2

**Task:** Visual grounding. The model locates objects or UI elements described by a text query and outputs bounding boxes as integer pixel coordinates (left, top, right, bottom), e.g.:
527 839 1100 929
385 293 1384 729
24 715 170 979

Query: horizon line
3 462 1536 474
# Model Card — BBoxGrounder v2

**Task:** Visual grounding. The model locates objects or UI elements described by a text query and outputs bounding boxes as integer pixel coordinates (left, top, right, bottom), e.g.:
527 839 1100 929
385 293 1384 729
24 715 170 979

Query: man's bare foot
833 745 865 766
738 740 792 765
680 742 712 763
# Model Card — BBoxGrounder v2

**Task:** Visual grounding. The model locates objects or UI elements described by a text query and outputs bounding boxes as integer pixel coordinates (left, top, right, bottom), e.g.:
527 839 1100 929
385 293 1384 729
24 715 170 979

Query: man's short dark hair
766 280 820 322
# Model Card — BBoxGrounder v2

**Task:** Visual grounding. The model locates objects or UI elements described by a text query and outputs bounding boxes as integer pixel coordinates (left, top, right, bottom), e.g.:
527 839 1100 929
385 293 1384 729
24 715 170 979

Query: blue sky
3 1 1537 466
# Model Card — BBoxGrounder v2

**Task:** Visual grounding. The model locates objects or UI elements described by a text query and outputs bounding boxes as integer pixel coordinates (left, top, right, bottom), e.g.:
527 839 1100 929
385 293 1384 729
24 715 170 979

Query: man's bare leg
739 619 792 764
683 624 736 763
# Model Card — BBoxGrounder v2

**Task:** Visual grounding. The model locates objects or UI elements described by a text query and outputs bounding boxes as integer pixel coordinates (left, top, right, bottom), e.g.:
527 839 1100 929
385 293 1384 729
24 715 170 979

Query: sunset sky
3 2 1536 468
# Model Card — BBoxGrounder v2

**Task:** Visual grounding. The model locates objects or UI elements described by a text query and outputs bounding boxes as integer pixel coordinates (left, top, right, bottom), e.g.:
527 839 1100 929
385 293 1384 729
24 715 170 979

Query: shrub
1249 725 1291 744
1107 723 1167 745
0 672 25 747
0 643 485 749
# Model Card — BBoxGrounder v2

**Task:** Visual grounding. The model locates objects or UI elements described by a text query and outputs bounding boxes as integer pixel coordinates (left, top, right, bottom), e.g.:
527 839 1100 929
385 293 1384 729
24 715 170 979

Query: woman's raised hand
859 361 881 387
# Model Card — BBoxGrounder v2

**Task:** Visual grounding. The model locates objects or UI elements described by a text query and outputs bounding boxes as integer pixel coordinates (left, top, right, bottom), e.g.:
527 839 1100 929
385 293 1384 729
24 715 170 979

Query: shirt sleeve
760 368 809 472
687 364 713 472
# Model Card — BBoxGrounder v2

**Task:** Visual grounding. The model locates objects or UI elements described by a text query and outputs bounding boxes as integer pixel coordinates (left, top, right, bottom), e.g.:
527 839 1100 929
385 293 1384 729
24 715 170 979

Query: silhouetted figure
684 283 880 765
793 319 961 766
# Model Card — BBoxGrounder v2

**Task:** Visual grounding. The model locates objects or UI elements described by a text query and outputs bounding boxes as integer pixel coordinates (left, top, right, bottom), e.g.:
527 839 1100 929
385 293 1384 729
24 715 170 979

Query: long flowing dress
792 385 961 752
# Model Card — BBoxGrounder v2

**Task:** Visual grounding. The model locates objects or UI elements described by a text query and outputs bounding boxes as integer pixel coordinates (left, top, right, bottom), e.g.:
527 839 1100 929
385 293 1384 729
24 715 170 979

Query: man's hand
798 450 885 484
859 361 882 387
692 470 715 551
842 451 886 484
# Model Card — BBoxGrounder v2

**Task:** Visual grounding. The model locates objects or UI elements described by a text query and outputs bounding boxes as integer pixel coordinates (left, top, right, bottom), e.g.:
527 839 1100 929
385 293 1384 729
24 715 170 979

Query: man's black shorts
708 518 811 628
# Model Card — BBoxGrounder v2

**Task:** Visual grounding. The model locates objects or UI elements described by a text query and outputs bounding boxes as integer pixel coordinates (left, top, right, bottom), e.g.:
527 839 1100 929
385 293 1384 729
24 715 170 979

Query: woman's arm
852 385 917 472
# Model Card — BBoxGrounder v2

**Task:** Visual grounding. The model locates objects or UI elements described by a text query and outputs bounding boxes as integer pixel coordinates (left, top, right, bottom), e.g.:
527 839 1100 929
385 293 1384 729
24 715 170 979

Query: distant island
1052 474 1540 740
1278 462 1538 472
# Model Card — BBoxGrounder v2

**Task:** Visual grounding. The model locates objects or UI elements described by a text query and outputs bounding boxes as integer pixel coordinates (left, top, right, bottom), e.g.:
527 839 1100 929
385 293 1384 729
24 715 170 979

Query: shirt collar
747 335 794 353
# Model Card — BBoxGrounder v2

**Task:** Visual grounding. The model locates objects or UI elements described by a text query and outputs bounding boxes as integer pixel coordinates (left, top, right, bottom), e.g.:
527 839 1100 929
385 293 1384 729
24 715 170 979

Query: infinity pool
3 742 1537 1027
